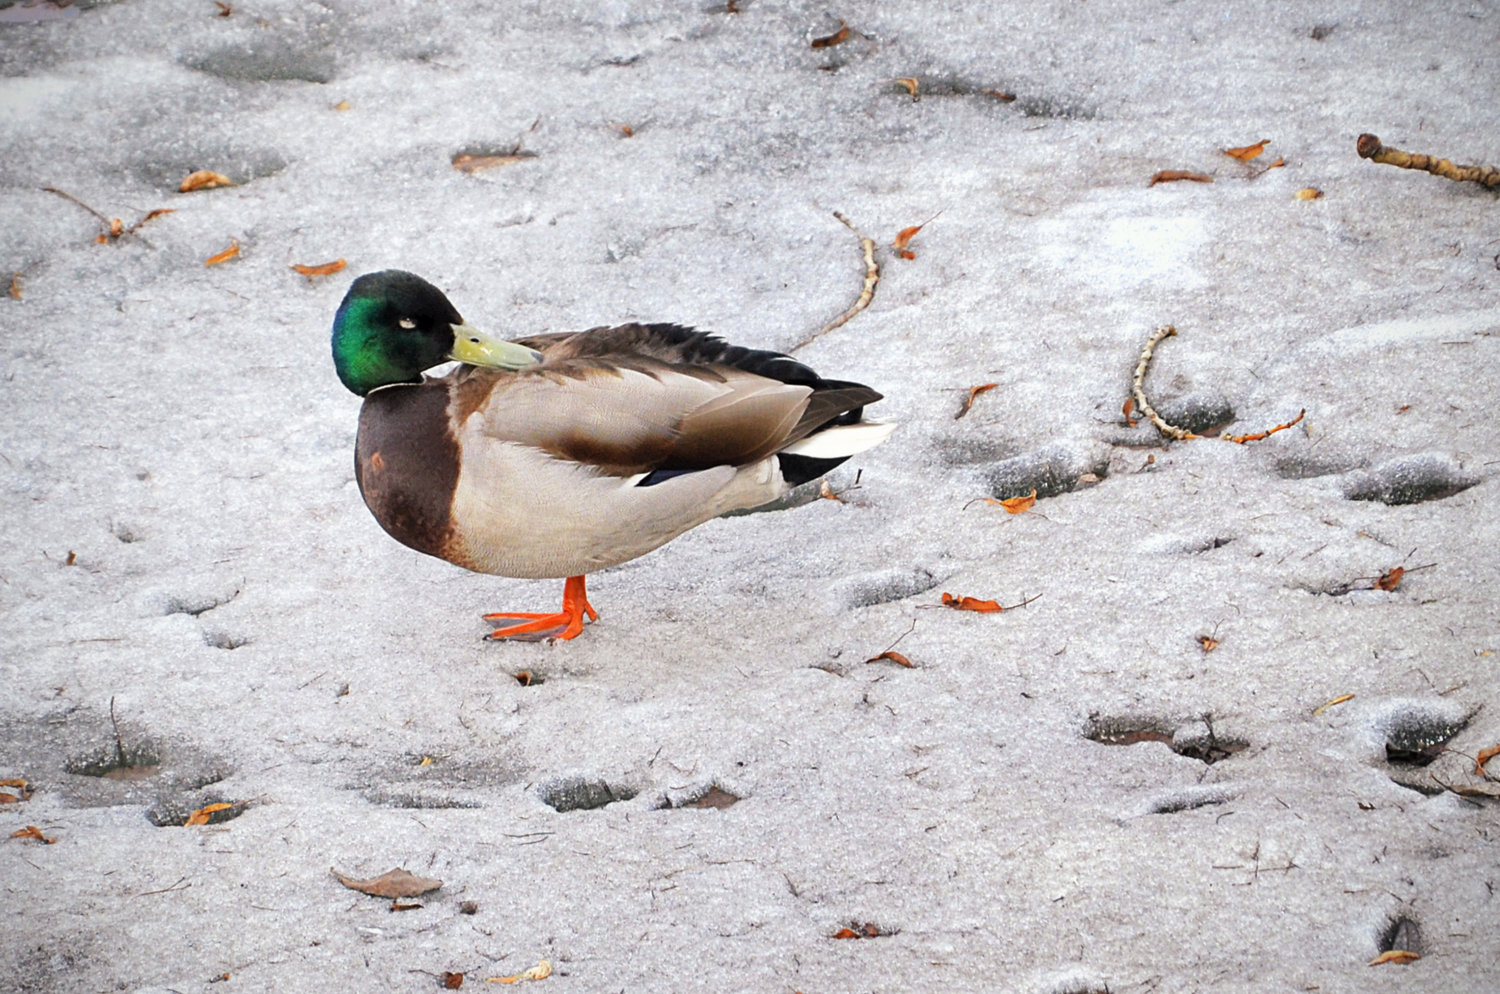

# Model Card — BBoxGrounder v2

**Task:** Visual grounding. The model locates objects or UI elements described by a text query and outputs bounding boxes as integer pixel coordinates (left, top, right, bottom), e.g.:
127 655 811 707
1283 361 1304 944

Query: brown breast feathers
355 380 462 562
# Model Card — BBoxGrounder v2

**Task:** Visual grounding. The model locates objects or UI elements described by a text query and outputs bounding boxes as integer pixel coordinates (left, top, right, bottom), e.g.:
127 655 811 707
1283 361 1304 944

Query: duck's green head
331 270 543 396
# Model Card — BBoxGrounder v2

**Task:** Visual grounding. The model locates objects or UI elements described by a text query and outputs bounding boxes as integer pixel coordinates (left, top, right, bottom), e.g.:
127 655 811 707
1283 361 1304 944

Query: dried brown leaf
1122 397 1137 427
1369 950 1420 966
11 825 55 844
982 88 1016 101
185 801 236 827
332 867 443 899
997 489 1037 515
0 793 19 804
810 21 849 48
1475 743 1500 775
865 650 913 668
452 152 533 173
487 959 551 984
1198 635 1220 653
1224 139 1270 162
893 77 919 98
955 382 998 420
683 786 740 809
818 479 846 503
8 273 19 300
334 99 352 111
1374 566 1404 592
444 973 465 989
941 592 1003 613
1311 693 1355 717
292 259 347 279
1150 170 1214 186
832 928 860 939
179 170 234 193
204 240 240 267
1294 187 1323 200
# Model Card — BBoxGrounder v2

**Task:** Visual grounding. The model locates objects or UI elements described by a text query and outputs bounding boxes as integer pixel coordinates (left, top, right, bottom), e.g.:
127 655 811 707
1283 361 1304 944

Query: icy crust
3 0 1500 992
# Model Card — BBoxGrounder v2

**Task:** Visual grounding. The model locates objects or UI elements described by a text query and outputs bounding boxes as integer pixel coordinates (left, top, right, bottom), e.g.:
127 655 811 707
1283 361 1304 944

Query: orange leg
484 575 598 641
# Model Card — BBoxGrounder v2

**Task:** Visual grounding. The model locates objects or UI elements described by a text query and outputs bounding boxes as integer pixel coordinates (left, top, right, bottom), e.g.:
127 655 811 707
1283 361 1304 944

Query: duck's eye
398 318 417 330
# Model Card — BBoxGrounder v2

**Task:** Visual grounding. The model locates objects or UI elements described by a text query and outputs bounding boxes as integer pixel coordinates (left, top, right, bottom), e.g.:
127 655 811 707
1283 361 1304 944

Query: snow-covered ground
2 1 1498 991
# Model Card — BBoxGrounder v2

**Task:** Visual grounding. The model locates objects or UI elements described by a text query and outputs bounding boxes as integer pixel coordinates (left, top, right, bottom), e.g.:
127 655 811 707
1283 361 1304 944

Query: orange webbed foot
484 575 597 642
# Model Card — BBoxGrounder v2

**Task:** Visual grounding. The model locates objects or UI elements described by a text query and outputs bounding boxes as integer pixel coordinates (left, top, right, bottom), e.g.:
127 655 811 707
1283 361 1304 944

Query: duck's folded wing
470 362 813 476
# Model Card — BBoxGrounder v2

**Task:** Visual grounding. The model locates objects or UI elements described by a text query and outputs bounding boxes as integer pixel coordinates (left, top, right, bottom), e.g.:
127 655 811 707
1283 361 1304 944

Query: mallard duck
331 270 895 640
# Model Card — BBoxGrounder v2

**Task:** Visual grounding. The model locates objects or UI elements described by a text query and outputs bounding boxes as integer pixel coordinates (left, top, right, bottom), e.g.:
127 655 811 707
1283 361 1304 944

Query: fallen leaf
1198 635 1220 653
332 867 443 899
896 248 915 260
65 551 76 566
997 489 1037 515
1150 170 1213 186
1224 139 1270 162
444 973 465 990
832 928 860 939
128 208 174 234
334 99 352 111
10 825 55 844
818 479 846 503
1122 397 1137 427
1369 950 1420 966
942 592 1003 613
981 88 1016 101
0 778 25 790
452 152 533 173
1294 187 1323 200
1262 156 1285 169
185 802 237 827
292 259 347 279
179 170 234 192
487 959 551 984
204 240 240 267
107 218 124 238
8 273 19 299
1475 743 1500 775
893 212 941 251
810 21 849 48
683 786 740 809
955 382 998 420
514 671 536 686
893 77 919 98
1374 566 1404 591
419 756 435 766
617 124 634 137
214 1 231 16
1312 693 1354 717
0 793 19 804
865 650 913 668
390 900 423 912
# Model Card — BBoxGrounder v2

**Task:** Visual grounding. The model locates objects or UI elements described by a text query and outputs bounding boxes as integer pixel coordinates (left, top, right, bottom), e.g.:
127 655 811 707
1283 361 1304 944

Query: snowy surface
3 1 1499 991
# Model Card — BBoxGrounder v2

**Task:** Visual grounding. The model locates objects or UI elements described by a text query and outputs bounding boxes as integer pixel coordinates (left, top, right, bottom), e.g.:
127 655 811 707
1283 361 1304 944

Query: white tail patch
779 421 897 458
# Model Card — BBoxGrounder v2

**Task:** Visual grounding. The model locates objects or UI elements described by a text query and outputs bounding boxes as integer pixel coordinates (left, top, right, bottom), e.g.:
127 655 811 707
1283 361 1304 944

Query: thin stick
1221 409 1304 444
42 186 111 223
1132 325 1198 440
790 212 880 353
110 696 127 769
1357 133 1500 189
